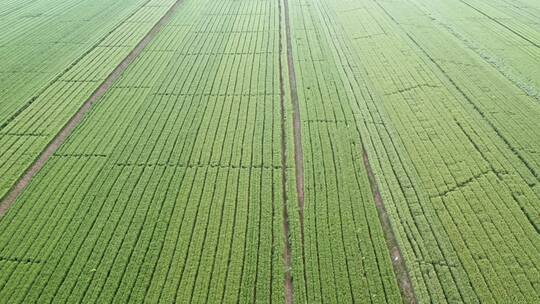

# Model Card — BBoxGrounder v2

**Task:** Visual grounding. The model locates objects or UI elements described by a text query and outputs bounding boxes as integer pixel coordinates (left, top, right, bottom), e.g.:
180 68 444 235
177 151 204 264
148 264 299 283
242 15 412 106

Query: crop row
308 0 540 302
0 0 179 199
0 0 149 123
284 0 404 303
2 0 537 303
406 0 540 100
0 0 286 302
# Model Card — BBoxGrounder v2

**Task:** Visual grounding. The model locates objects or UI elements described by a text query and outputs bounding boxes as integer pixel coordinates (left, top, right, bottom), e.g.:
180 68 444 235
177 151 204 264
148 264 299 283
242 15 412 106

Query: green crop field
0 0 538 303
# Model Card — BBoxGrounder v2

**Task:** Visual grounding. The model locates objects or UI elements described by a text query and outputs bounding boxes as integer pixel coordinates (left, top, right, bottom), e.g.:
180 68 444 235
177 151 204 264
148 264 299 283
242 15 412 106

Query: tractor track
278 0 294 301
361 149 417 303
279 0 309 301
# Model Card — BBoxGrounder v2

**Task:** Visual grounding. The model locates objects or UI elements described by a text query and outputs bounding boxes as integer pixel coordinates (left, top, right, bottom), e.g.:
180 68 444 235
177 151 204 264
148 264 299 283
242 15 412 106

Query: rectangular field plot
0 0 539 303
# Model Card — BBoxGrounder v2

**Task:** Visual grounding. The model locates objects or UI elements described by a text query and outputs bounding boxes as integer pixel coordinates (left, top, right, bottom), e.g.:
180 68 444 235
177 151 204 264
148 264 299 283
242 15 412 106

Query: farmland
0 0 539 303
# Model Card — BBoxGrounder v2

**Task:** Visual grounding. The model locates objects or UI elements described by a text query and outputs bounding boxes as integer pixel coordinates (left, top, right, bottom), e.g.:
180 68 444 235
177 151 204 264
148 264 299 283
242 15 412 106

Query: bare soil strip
278 0 294 302
282 0 308 294
0 0 185 218
361 150 417 303
282 0 305 212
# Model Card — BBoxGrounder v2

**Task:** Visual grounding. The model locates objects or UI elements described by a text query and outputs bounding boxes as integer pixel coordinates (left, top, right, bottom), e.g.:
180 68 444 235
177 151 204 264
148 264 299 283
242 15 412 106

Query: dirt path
281 0 309 297
362 149 417 303
278 0 295 302
0 0 185 219
280 0 307 300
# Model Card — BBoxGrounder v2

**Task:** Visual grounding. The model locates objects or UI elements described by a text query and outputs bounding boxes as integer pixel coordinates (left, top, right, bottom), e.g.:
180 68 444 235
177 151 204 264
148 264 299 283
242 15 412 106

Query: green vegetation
0 0 538 303
285 0 402 302
318 0 540 301
1 0 285 302
0 0 179 197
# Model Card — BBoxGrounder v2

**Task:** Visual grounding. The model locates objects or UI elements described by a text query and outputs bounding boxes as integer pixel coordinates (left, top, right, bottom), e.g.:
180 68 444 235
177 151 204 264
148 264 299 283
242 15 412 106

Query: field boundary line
283 0 305 230
0 0 185 218
278 0 294 301
361 148 417 303
281 0 309 299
